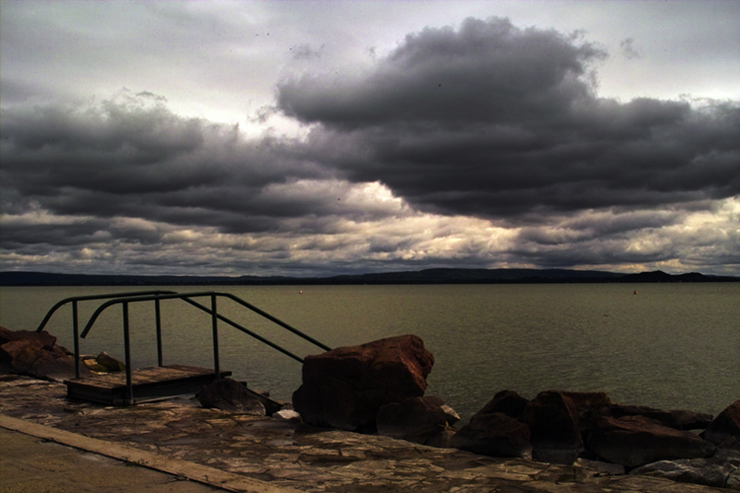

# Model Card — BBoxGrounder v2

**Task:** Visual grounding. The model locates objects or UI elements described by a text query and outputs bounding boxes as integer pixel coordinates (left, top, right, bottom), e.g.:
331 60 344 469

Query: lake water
1 283 738 422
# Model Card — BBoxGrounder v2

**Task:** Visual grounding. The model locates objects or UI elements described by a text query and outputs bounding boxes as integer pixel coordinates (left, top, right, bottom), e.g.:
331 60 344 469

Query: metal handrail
78 291 332 404
35 290 177 378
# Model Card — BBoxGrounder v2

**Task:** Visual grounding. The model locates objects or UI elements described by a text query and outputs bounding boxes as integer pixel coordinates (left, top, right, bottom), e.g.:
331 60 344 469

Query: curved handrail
34 290 178 380
37 289 332 405
81 291 332 359
35 290 177 333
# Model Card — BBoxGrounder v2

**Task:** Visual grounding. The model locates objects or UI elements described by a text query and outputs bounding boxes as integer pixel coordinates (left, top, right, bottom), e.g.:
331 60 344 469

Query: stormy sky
1 1 739 277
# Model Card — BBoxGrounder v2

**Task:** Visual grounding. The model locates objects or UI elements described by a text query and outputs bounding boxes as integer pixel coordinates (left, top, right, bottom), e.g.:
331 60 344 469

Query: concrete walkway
0 415 298 493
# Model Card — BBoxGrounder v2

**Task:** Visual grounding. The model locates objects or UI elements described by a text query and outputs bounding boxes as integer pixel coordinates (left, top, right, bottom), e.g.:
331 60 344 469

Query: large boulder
609 403 713 430
376 396 450 445
451 412 532 458
472 390 529 420
704 399 740 448
292 335 434 431
197 378 266 415
588 415 716 468
519 391 584 464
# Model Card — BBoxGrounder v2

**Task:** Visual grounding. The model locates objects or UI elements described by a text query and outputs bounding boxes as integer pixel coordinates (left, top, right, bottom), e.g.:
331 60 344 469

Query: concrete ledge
0 414 301 493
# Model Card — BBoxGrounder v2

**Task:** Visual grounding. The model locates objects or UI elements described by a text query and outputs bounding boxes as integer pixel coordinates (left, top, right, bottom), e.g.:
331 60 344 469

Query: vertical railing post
122 302 134 405
211 294 220 379
72 301 80 379
155 298 163 367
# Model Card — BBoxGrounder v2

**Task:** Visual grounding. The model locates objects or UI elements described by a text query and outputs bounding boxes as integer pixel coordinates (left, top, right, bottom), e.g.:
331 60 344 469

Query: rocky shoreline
2 326 738 491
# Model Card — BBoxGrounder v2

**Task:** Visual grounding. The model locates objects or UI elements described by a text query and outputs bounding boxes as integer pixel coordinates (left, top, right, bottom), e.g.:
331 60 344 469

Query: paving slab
0 426 228 492
0 374 733 492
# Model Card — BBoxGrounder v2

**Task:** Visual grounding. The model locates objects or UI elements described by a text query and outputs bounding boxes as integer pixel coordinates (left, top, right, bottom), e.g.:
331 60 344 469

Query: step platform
65 364 232 405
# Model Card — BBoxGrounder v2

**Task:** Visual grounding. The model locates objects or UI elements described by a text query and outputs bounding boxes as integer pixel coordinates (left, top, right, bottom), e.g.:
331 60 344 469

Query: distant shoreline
1 268 738 286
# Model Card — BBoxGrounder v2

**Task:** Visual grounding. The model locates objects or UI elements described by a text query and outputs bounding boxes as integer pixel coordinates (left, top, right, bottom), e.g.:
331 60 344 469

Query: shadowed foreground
0 375 732 493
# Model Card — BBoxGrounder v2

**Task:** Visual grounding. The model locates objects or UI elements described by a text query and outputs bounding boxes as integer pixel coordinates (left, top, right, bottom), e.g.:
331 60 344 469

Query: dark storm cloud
0 91 363 236
277 17 740 221
280 18 603 127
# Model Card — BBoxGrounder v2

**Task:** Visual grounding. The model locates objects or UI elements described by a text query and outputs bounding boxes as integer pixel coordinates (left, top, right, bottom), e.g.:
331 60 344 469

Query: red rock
451 412 532 458
704 399 740 447
0 326 56 349
292 334 434 431
561 391 612 418
377 396 449 444
561 391 613 435
31 346 82 381
520 391 584 464
1 339 85 381
1 340 43 373
472 390 529 419
588 415 716 468
609 403 713 430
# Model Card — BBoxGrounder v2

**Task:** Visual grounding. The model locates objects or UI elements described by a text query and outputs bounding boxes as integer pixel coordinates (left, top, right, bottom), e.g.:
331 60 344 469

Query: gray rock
440 404 460 426
630 449 740 489
273 409 302 422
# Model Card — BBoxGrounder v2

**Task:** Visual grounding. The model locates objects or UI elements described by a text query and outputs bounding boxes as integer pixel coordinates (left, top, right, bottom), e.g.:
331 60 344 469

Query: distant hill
0 268 736 286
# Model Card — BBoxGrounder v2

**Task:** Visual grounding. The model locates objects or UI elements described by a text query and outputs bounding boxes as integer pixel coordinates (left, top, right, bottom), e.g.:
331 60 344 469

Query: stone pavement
0 374 732 492
1 425 229 493
1 417 302 493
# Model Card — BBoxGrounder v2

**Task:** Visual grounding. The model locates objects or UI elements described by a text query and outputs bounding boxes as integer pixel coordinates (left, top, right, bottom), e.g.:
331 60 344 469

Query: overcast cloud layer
1 1 739 277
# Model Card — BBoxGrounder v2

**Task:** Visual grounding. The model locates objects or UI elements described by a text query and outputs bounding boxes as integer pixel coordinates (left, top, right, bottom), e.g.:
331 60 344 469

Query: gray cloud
0 91 351 235
290 43 324 60
277 17 740 221
619 38 641 60
1 12 739 277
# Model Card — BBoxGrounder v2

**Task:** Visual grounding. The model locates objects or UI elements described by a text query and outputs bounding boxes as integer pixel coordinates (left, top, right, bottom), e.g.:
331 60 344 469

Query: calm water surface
1 283 738 422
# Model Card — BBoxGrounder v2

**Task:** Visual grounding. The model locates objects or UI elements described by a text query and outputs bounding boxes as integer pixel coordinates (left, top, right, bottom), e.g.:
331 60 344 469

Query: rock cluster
289 334 739 489
451 390 740 489
0 326 91 381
